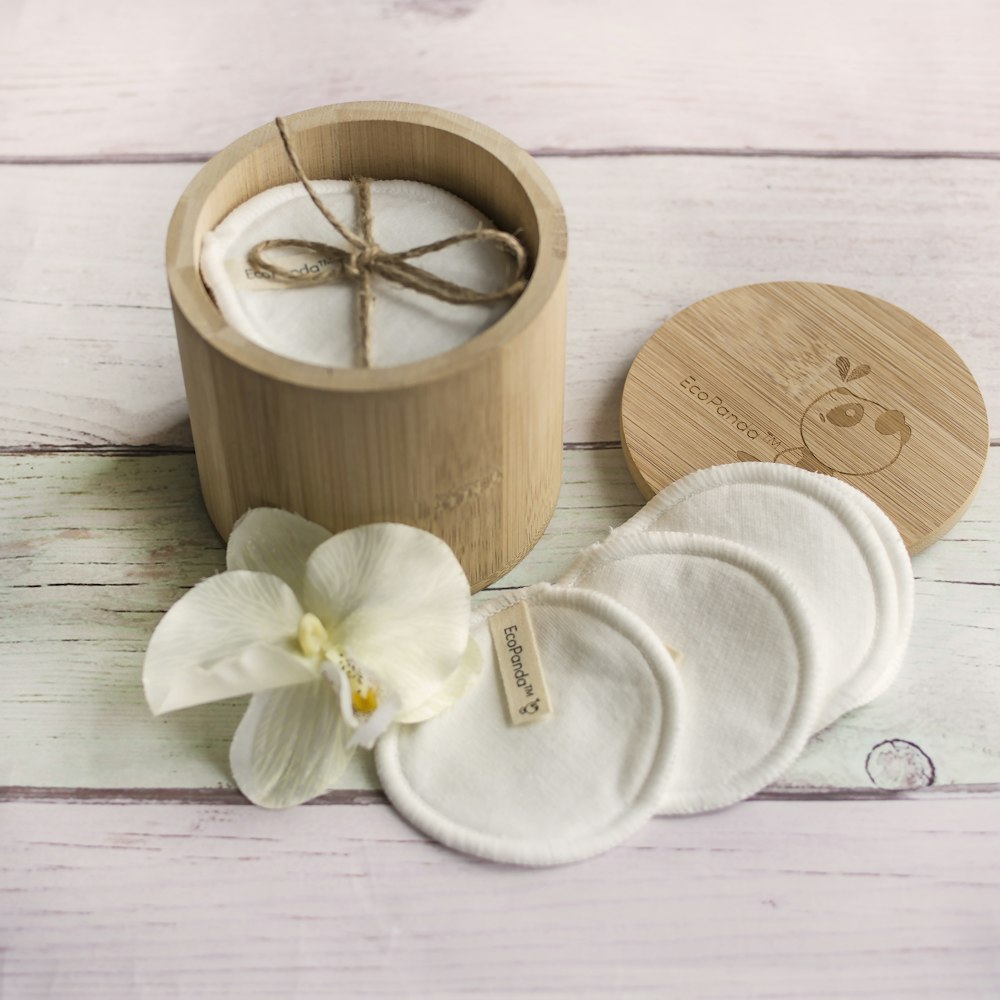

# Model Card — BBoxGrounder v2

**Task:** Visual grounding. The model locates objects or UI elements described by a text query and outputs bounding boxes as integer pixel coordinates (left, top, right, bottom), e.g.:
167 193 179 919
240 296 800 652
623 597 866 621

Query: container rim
165 101 568 392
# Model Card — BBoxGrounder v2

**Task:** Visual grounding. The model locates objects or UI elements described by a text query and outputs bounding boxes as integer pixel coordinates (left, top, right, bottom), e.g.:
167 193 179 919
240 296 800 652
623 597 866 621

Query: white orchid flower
143 510 479 808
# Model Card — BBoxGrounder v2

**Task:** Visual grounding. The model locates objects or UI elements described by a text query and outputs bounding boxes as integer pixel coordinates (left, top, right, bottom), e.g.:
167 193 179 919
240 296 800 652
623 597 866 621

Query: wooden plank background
3 0 1000 157
5 797 999 998
2 1 998 996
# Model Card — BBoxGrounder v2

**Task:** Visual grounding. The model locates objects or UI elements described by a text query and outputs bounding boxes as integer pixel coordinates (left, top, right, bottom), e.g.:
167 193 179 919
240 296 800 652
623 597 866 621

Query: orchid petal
394 635 483 724
229 679 352 808
304 524 471 712
227 508 332 601
143 571 314 715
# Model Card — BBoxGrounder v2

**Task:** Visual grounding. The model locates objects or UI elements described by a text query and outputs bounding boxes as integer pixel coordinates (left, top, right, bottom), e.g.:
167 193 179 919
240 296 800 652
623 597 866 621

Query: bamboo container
166 102 568 591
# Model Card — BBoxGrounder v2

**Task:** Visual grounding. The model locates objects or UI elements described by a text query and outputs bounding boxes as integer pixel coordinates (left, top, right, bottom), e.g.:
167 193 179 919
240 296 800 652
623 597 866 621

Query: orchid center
298 612 381 717
338 655 381 716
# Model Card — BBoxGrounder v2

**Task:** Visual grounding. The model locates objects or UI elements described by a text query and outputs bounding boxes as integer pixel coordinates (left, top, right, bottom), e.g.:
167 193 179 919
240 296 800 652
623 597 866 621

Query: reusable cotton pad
560 533 819 815
375 584 683 866
201 180 517 368
611 463 913 731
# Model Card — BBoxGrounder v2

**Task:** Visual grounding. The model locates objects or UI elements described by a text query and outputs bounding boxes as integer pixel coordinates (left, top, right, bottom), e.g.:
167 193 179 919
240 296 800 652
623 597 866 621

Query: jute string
247 116 529 367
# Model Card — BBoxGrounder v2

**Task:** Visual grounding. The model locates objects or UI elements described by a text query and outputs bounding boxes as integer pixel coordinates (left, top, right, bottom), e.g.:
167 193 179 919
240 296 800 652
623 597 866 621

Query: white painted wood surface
4 0 1000 157
2 1 998 996
3 797 999 999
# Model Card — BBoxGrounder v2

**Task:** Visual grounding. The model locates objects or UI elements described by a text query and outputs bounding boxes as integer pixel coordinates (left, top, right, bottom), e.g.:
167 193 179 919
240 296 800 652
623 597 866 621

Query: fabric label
488 601 553 726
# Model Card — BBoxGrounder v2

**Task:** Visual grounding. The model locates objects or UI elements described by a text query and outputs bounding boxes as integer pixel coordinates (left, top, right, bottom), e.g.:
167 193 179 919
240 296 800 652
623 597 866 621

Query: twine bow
247 117 529 367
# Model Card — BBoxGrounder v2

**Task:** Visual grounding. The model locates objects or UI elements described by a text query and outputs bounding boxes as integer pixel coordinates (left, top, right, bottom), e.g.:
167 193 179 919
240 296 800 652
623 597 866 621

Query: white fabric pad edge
789 470 914 708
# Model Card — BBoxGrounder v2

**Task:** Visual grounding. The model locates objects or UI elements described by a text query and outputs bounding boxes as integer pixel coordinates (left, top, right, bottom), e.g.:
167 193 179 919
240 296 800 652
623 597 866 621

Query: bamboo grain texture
622 282 990 552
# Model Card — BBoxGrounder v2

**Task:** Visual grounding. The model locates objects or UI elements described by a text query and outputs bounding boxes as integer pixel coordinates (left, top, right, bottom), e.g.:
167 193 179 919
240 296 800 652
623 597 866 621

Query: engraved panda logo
738 356 912 476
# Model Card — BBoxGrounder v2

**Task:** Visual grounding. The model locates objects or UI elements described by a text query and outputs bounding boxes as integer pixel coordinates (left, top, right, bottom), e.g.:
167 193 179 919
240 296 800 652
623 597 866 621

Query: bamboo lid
621 282 989 553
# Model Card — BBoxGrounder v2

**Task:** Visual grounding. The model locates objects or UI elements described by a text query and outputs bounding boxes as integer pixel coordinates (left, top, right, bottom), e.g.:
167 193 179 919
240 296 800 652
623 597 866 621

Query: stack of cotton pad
376 463 913 864
602 463 914 732
563 462 913 815
201 180 517 368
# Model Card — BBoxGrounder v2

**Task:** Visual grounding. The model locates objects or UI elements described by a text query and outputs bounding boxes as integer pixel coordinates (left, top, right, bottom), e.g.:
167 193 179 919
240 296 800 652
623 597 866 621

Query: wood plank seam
3 149 1000 166
3 784 997 805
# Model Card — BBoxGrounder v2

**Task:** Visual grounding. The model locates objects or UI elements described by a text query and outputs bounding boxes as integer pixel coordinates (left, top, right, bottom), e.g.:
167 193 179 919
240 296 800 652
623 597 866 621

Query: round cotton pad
201 180 517 368
560 533 818 815
375 584 683 866
611 463 911 731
